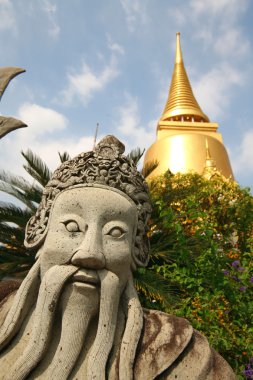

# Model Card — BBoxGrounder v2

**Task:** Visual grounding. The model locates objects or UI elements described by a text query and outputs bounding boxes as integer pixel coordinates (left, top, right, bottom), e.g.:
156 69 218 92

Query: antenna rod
93 122 99 150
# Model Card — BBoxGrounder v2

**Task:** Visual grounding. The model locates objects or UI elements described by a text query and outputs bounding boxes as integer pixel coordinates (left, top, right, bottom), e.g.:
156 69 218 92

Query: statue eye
64 221 80 232
108 227 125 238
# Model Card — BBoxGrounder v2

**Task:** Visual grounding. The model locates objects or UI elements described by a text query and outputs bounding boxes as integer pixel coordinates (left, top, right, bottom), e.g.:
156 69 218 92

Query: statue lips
71 268 99 288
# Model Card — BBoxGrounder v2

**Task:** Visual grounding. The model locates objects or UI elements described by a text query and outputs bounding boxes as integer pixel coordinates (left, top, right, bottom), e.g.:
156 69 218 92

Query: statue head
0 136 152 379
25 135 152 269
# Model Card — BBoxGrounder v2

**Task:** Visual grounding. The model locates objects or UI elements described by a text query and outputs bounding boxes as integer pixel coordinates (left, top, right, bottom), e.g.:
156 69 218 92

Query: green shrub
145 172 253 379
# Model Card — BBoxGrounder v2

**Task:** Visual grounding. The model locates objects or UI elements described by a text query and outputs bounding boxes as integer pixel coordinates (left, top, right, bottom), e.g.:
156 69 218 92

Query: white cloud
24 135 94 171
0 0 16 32
116 94 155 152
18 103 67 137
192 64 243 120
107 34 125 55
58 58 119 106
167 7 185 26
41 0 60 39
120 0 148 32
231 129 253 176
189 0 250 60
0 103 94 179
214 28 250 58
190 0 248 19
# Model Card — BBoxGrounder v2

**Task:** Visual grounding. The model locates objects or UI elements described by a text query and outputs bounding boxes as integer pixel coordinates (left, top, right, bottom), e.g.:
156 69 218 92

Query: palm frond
22 149 52 187
0 222 25 245
0 150 53 279
127 148 145 166
150 250 175 264
0 223 34 279
58 151 71 163
0 262 32 280
134 268 176 307
0 182 37 211
0 170 42 204
141 159 159 178
0 249 34 263
0 202 33 227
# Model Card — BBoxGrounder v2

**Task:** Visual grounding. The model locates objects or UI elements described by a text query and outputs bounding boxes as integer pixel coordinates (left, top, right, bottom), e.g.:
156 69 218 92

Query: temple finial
205 138 212 160
175 32 183 64
203 139 218 179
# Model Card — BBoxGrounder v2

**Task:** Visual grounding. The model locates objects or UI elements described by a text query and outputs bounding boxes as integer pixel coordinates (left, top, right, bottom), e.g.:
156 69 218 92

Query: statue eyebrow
59 213 82 221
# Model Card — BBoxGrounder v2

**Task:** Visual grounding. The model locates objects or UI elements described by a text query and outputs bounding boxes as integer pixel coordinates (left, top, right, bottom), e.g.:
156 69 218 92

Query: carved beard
0 260 143 380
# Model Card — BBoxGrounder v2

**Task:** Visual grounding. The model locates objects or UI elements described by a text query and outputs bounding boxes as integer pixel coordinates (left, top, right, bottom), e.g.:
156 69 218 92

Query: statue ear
132 235 150 269
24 215 48 249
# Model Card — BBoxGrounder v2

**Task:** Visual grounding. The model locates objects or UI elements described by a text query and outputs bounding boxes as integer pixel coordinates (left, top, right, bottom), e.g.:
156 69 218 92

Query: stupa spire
175 32 183 64
160 33 209 123
144 33 234 181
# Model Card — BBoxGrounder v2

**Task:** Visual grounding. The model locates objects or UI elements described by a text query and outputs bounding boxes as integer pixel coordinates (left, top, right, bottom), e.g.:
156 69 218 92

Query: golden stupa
144 33 234 179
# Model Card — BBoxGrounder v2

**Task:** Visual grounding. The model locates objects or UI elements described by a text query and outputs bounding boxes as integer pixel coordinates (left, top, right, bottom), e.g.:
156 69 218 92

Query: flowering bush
146 172 253 379
244 358 253 380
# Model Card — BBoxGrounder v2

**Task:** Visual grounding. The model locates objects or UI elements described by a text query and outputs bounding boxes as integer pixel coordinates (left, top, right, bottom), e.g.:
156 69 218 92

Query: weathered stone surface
0 116 27 139
0 136 236 379
0 67 27 139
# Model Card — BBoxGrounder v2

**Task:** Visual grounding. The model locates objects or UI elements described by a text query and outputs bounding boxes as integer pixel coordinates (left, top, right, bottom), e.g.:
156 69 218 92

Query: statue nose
71 228 105 269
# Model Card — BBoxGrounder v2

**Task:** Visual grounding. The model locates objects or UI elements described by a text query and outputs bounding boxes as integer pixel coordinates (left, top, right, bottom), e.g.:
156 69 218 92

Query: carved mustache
70 267 100 286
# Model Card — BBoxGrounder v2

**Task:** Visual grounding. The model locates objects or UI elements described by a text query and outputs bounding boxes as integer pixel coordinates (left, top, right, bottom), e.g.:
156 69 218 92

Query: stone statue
0 67 27 139
0 136 236 379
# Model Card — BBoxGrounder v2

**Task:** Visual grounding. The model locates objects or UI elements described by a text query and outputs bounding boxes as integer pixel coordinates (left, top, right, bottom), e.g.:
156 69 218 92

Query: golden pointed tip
175 32 182 63
160 32 210 123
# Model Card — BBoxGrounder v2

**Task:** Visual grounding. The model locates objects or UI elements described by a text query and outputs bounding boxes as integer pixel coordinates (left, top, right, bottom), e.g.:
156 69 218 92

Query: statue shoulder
134 308 193 379
134 309 237 380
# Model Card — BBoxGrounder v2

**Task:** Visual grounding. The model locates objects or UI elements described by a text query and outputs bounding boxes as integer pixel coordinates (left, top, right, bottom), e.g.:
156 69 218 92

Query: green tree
147 171 253 379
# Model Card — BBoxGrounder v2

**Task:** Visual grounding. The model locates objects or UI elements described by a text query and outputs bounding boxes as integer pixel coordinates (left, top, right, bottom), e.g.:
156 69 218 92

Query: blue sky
0 0 253 192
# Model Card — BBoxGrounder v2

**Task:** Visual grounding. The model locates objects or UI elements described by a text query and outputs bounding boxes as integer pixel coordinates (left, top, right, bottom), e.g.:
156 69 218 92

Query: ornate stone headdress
24 135 152 268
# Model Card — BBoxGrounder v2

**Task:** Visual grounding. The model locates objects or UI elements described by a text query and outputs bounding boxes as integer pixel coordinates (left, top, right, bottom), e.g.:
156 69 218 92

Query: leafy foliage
146 171 253 379
0 150 54 278
22 149 52 187
141 159 159 179
134 266 176 309
58 151 71 163
127 147 145 165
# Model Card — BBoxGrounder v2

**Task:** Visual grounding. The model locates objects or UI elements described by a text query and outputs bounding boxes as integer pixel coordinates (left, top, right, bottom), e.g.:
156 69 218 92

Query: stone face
0 136 236 379
39 187 136 290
